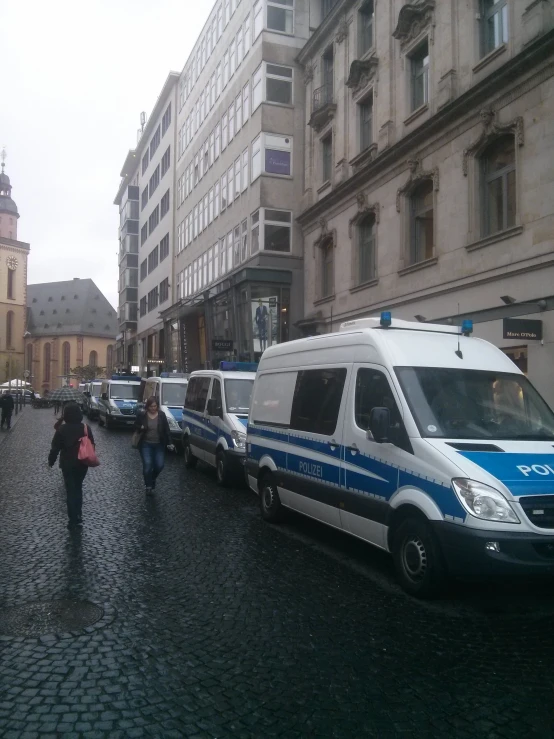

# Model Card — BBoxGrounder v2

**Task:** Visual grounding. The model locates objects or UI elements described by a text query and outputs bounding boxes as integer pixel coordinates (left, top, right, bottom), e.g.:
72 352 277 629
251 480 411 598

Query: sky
1 0 211 312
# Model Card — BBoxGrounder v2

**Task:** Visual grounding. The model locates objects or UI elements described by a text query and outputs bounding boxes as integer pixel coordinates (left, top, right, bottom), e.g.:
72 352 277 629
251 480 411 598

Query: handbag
131 429 143 449
78 424 100 467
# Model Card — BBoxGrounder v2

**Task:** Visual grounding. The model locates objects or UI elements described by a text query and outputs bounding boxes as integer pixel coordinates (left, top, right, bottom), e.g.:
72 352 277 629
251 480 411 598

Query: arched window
43 343 51 383
358 215 376 284
89 350 98 367
410 179 434 264
106 345 114 373
26 344 33 375
481 136 515 237
62 342 71 376
6 311 13 349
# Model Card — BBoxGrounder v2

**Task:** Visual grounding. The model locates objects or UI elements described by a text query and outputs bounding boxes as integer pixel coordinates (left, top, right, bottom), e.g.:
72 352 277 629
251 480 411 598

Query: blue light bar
220 361 258 372
461 319 473 336
111 374 140 381
380 311 392 328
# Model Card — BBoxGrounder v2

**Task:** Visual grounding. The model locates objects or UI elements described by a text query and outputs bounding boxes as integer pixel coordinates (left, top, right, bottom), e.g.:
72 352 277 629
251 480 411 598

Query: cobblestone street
0 408 553 738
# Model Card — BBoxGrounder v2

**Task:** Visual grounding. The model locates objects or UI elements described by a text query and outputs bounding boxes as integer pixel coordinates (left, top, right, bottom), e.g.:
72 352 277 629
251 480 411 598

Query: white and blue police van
141 373 189 444
98 374 142 429
182 362 256 485
84 380 103 420
246 314 554 597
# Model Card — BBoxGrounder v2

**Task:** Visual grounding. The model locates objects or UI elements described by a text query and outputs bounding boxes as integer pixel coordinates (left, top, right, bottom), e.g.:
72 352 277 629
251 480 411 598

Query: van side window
185 377 211 412
185 378 199 410
211 379 222 410
355 368 411 452
252 371 297 426
290 369 347 436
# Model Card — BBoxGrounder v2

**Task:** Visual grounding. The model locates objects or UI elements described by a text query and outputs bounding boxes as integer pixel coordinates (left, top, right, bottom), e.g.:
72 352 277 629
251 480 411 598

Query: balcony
309 83 336 132
119 300 138 331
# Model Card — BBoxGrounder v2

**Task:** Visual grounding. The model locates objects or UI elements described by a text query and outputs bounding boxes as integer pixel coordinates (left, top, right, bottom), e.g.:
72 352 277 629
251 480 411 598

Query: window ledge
317 180 332 194
314 293 335 306
473 44 507 74
466 225 523 252
404 103 429 127
398 256 438 276
350 277 379 294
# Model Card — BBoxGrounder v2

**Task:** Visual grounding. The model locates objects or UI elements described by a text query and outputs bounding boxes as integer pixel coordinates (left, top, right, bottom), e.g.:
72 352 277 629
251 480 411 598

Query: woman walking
134 397 174 495
48 402 95 528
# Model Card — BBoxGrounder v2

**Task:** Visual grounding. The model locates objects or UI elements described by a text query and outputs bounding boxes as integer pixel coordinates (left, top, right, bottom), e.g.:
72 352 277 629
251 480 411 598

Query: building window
267 0 293 34
243 83 250 123
251 211 260 253
235 157 241 198
106 345 113 373
234 226 241 266
62 342 71 376
142 151 149 174
253 0 263 38
227 166 234 204
141 224 148 246
149 165 160 197
221 175 228 212
242 149 249 191
482 0 508 56
160 233 170 261
160 277 170 304
252 65 263 110
321 238 334 298
322 0 339 17
359 96 373 151
322 46 334 94
252 135 262 181
215 122 221 159
209 188 214 223
236 93 242 132
160 190 170 219
6 310 13 348
264 209 292 252
140 259 147 281
150 125 161 158
141 187 148 211
147 287 159 312
26 344 33 375
162 103 172 136
89 351 98 368
222 111 228 150
223 49 229 87
410 41 429 111
214 181 220 218
481 136 516 236
140 296 147 317
241 219 249 260
358 215 376 283
43 343 51 383
410 179 434 264
7 268 14 300
229 102 235 142
161 146 171 177
266 64 293 104
148 205 159 234
359 0 374 56
322 134 332 182
148 246 159 273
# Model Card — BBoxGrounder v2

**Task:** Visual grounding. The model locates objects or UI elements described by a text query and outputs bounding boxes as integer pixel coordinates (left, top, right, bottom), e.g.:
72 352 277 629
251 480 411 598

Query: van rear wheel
259 473 284 523
392 517 446 598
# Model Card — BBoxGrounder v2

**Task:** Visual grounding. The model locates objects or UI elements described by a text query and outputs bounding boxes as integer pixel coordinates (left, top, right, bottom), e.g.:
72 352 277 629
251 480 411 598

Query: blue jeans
140 442 165 489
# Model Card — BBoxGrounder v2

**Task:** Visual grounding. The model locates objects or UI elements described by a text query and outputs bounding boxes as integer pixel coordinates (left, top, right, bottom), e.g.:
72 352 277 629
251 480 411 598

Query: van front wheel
259 474 284 523
392 518 446 598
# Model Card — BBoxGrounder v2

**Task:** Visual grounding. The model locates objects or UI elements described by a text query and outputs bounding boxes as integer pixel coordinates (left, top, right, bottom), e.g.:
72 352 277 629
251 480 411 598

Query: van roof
259 317 519 374
147 376 189 383
190 370 256 381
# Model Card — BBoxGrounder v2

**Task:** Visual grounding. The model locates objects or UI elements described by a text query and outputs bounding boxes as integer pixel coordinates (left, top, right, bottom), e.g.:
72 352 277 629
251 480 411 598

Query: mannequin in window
255 299 268 352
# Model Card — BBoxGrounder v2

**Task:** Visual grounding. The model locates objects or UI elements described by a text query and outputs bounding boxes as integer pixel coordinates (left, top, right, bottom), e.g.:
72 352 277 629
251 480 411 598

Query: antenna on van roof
455 303 463 360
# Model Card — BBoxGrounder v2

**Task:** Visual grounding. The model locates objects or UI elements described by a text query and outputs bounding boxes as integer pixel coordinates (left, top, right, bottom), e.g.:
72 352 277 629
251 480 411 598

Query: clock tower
0 150 30 384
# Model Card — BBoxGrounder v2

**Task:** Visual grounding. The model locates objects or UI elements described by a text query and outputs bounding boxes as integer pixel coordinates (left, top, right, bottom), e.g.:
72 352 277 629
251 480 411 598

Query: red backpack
78 424 100 467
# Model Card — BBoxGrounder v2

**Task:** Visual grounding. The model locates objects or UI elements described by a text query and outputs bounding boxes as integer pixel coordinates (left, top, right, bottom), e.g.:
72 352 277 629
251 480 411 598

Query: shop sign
180 320 189 373
268 297 277 308
212 339 233 351
503 318 543 341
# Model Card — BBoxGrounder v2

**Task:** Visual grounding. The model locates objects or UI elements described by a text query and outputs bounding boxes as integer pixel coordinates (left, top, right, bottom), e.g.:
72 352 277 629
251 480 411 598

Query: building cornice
297 28 554 227
0 237 30 251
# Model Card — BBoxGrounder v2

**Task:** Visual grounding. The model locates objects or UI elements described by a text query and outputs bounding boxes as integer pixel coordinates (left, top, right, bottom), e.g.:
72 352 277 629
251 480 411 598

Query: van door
341 365 412 548
204 378 223 466
188 377 212 463
284 367 349 528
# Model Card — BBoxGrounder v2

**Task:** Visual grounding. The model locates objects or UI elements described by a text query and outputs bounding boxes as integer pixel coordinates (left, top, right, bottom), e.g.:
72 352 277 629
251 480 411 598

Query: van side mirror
368 407 390 443
101 392 108 401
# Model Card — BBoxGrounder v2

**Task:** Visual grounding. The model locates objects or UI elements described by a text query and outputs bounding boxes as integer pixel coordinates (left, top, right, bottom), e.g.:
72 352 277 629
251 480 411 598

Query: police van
141 373 189 444
84 380 103 420
182 362 256 485
98 374 141 429
246 314 554 597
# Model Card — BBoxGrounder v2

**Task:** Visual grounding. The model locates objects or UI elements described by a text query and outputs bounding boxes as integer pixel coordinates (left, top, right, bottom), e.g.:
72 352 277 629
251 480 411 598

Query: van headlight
452 479 520 524
231 430 246 449
168 416 180 430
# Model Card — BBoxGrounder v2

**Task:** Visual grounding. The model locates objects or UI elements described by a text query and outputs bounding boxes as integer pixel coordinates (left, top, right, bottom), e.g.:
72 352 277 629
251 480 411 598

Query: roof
0 196 19 217
27 278 118 339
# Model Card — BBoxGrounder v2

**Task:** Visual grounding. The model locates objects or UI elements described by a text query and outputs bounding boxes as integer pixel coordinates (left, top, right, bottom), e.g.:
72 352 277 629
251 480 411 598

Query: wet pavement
0 408 553 738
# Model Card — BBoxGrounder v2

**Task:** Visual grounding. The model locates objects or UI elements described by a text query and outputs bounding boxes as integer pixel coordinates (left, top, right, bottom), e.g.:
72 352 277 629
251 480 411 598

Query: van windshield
224 379 254 413
162 383 188 407
395 367 554 440
110 384 141 400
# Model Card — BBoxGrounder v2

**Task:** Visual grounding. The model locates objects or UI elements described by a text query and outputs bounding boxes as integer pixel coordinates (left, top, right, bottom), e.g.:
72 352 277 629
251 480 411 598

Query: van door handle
346 443 359 455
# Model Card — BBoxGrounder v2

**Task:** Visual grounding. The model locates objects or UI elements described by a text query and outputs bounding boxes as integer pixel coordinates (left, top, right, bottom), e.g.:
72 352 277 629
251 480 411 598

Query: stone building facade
297 0 554 406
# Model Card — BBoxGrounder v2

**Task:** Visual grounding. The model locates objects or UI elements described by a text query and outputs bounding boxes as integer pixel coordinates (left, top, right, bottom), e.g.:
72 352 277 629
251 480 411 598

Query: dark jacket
134 411 172 447
1 394 14 412
49 422 95 469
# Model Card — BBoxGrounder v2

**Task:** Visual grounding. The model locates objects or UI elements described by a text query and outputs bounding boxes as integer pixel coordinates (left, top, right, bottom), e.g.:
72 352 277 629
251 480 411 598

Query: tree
70 365 106 382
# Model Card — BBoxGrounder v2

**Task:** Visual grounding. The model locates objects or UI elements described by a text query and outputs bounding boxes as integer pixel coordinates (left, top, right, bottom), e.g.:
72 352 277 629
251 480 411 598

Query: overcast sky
1 0 210 312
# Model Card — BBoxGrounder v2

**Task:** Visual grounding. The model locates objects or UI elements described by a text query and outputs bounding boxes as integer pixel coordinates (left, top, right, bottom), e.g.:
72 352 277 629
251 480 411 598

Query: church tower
0 150 30 384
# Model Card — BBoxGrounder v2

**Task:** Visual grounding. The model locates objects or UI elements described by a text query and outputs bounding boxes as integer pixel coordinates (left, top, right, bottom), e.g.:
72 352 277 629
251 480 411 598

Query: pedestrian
48 402 95 529
134 397 174 496
53 399 61 416
0 391 14 430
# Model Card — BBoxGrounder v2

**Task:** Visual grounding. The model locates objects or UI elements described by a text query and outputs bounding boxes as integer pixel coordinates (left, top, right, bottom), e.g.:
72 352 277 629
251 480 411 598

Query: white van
141 374 189 444
84 380 103 420
182 362 256 485
246 314 554 597
98 374 142 429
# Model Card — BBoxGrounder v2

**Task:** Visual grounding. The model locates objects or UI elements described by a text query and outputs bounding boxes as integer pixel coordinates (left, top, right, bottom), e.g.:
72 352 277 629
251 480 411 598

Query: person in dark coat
48 402 95 528
0 391 14 430
134 397 174 495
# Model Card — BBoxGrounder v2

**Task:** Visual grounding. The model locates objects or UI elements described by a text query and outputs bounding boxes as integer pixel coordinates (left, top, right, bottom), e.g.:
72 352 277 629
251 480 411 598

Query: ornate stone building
297 0 554 406
0 154 30 382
